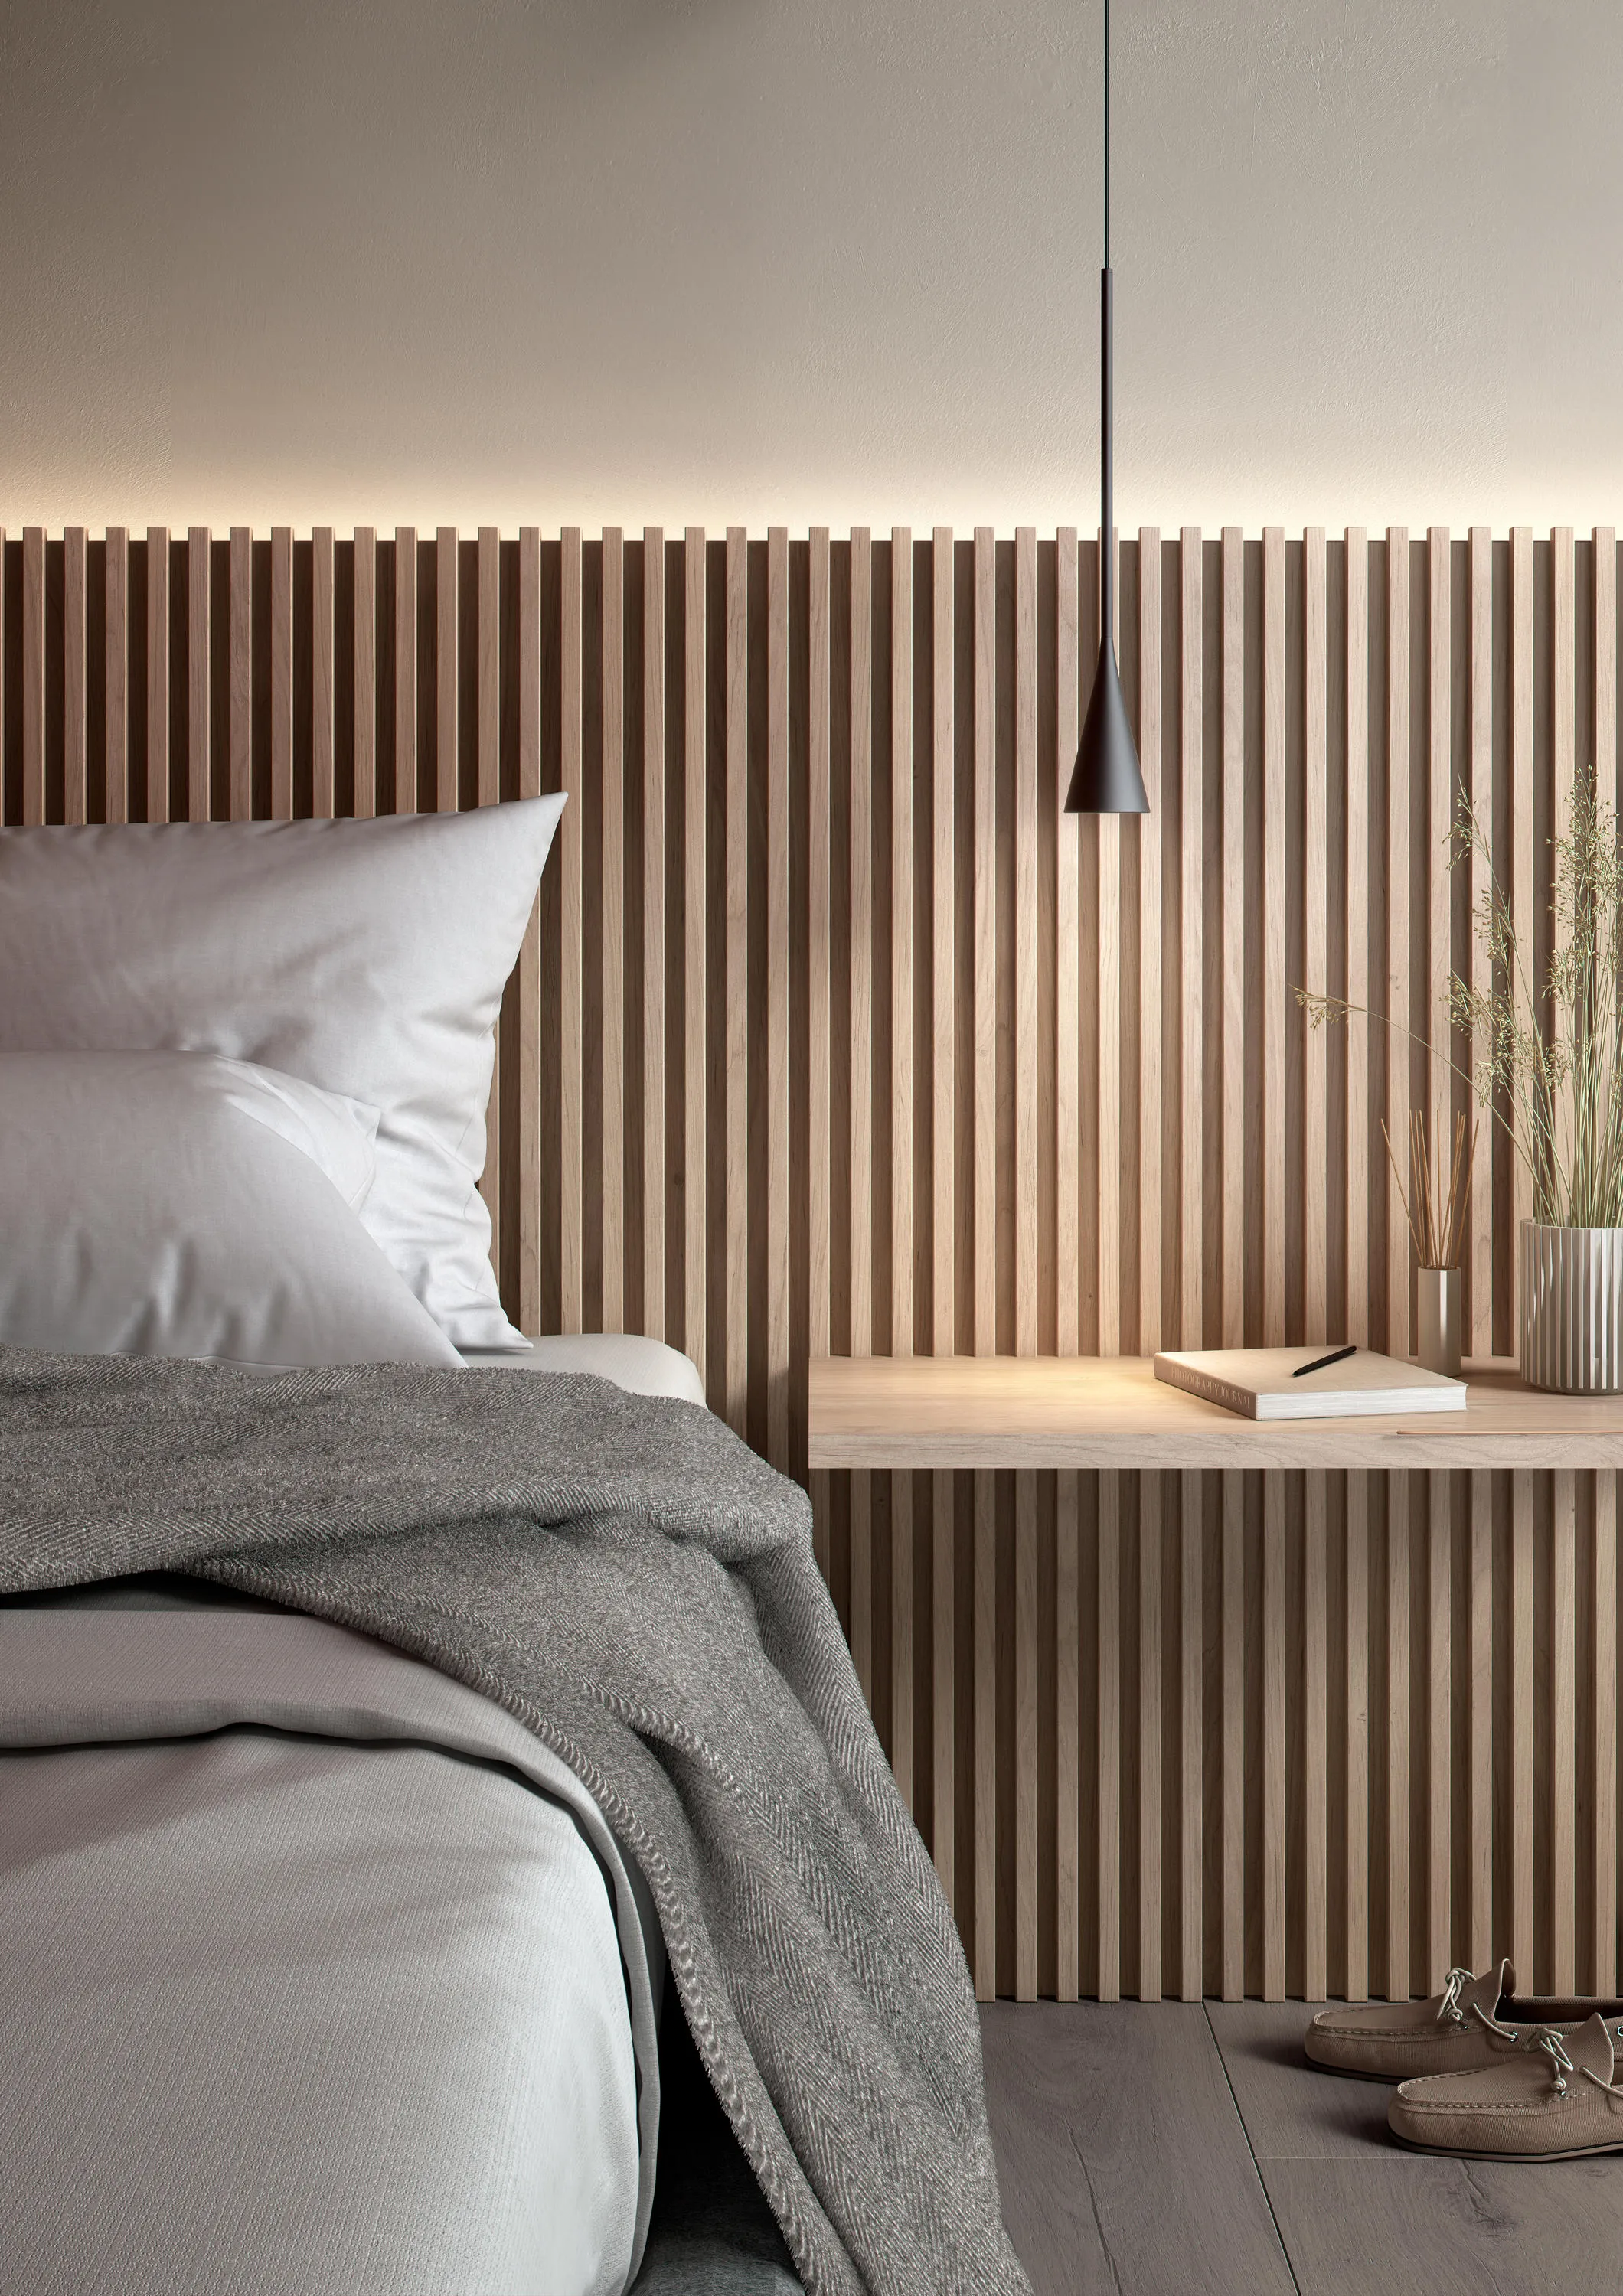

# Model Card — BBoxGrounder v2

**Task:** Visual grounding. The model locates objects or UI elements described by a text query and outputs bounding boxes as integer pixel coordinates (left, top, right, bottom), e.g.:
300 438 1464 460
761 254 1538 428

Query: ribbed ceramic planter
1520 1221 1623 1394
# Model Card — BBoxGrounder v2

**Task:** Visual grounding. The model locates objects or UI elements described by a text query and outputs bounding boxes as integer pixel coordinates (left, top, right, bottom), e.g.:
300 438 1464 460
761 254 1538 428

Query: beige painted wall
0 0 1617 532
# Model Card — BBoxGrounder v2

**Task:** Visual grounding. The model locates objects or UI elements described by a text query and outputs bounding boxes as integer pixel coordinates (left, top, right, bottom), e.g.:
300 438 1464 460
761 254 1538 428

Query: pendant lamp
1065 0 1149 816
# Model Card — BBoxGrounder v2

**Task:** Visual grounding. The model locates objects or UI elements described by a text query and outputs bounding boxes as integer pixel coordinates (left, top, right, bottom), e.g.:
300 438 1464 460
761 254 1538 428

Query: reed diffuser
1383 1111 1478 1376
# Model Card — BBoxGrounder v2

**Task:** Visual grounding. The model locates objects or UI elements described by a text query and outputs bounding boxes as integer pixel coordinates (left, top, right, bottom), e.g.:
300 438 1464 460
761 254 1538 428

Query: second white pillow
0 1049 462 1371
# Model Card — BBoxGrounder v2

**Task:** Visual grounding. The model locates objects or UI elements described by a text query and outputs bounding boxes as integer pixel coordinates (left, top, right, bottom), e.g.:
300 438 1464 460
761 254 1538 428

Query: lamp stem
1099 0 1113 657
1100 264 1112 658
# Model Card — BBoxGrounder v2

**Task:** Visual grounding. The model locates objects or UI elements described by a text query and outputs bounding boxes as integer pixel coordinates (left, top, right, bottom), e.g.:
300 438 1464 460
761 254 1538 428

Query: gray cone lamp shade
1065 0 1149 817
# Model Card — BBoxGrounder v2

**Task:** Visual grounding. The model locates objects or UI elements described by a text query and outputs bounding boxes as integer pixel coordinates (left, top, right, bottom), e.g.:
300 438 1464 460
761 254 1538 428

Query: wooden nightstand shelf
808 1353 1623 1472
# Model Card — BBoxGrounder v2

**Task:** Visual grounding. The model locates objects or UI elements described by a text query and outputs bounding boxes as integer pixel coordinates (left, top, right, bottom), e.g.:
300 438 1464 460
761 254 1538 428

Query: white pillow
0 1049 462 1371
0 801 564 1349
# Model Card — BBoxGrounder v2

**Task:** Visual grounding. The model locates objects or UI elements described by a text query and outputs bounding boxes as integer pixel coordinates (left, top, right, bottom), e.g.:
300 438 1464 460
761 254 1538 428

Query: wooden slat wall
5 526 1621 2004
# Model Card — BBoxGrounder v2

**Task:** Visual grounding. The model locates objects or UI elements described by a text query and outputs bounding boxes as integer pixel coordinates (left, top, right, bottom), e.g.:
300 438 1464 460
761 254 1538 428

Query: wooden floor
981 2001 1623 2296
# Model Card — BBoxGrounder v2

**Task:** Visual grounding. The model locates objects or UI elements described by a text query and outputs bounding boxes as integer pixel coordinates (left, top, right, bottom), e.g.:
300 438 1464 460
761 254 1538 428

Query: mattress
460 1332 707 1406
0 1605 665 2296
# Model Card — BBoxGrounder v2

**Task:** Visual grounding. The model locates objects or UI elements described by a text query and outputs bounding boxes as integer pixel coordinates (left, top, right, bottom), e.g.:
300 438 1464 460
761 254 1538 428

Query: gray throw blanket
0 1349 1030 2296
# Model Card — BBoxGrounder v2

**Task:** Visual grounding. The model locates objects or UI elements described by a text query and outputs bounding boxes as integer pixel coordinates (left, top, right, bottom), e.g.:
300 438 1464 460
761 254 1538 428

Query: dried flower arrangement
1299 768 1623 1234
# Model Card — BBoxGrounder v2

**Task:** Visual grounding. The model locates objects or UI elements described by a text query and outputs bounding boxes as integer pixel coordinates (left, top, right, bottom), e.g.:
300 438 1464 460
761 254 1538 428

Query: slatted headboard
6 521 1620 2008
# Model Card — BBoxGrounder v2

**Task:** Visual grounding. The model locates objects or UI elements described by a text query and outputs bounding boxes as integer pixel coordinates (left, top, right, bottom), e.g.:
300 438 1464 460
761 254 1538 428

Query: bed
0 807 1027 2296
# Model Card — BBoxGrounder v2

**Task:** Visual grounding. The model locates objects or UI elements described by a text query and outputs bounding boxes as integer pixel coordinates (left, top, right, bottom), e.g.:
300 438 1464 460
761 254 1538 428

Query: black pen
1293 1343 1356 1378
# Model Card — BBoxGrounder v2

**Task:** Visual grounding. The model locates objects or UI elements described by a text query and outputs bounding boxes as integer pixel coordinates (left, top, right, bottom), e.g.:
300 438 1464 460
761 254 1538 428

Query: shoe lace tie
1435 1966 1478 2027
1498 2023 1623 2104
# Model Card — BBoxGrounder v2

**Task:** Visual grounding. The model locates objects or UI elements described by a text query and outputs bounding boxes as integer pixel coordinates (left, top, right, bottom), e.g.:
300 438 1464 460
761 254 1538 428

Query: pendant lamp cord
1103 0 1110 269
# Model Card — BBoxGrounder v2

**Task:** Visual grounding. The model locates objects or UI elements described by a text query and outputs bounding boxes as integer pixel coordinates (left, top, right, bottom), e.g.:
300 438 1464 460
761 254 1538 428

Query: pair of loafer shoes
1305 1961 1623 2159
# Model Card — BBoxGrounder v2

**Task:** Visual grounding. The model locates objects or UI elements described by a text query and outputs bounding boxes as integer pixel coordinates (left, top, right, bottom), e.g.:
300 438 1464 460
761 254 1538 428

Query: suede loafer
1305 1961 1623 2083
1389 2012 1623 2159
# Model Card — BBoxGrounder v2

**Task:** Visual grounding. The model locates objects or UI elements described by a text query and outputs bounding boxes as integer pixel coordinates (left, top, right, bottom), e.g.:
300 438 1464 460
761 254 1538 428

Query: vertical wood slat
1098 1472 1122 2002
1346 531 1370 1350
270 527 292 820
600 529 625 1333
1595 1471 1618 1995
1304 530 1327 1338
1016 1470 1038 1998
1388 1472 1412 2000
64 527 87 823
932 528 956 1359
1220 1470 1244 1998
476 527 501 1267
928 536 955 1917
1056 532 1081 1359
1510 1470 1536 1981
1468 1468 1493 1973
1262 1474 1286 1997
312 527 335 818
353 528 377 819
1056 1472 1080 1999
1387 530 1411 1359
436 527 457 814
969 530 996 1995
1553 528 1576 882
229 528 252 820
766 527 790 1468
1179 530 1203 1349
1551 1468 1576 1993
973 527 997 1358
848 530 874 1698
1429 530 1451 1169
808 532 832 1580
1137 533 1161 1354
187 527 210 821
643 527 667 1340
890 528 915 1806
106 528 128 822
1468 528 1491 1357
1511 530 1535 1262
1138 1473 1162 1999
1014 528 1039 1997
146 526 169 823
1303 1472 1328 1998
1345 1473 1370 1999
1177 1470 1202 2000
932 1466 955 1918
21 528 45 824
394 527 416 814
1015 527 1039 1352
1221 530 1245 1347
1426 1472 1450 1991
1262 528 1285 1343
974 1455 996 1998
684 528 708 1379
723 528 749 1433
559 529 586 1336
516 527 542 1336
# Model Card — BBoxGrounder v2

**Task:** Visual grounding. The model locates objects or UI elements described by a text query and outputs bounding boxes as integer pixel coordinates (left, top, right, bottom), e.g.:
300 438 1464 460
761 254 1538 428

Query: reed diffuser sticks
1382 1110 1478 1270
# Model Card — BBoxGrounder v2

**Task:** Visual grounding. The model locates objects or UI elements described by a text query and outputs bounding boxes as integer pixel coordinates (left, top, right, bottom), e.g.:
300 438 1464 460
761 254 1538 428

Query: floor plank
1206 2000 1396 2158
981 2002 1298 2296
1263 2157 1623 2296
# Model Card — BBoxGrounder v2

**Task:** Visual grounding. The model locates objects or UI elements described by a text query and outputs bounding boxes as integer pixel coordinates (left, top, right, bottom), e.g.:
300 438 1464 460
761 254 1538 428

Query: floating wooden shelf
808 1354 1623 1471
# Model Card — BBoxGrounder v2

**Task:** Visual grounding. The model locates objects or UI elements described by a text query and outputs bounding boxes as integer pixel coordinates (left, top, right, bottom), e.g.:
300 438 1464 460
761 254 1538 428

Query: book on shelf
1152 1346 1467 1421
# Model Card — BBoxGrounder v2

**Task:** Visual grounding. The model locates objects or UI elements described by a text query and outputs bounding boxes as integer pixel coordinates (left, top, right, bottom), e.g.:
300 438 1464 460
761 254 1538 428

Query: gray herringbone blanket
0 1349 1029 2296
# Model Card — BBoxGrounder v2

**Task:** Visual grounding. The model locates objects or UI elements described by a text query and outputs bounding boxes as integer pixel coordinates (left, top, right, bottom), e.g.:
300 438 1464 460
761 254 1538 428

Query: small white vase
1520 1221 1623 1394
1417 1267 1462 1379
